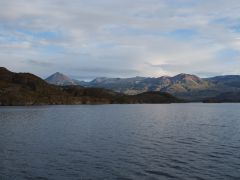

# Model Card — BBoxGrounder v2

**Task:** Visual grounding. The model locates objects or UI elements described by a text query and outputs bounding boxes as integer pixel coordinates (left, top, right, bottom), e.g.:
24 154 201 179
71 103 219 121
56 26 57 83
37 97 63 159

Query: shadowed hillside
203 92 240 103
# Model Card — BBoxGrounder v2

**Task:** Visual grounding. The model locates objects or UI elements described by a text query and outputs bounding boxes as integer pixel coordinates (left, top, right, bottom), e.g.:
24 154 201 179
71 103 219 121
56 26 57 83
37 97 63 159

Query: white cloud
0 0 240 79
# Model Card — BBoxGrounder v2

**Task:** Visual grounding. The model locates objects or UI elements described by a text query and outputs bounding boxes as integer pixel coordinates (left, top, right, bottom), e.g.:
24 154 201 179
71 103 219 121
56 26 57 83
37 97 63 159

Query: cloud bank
1 0 240 79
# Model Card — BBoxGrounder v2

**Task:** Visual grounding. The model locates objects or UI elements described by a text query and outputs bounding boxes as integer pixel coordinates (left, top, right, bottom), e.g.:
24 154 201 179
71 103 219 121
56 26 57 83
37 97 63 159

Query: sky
1 0 240 80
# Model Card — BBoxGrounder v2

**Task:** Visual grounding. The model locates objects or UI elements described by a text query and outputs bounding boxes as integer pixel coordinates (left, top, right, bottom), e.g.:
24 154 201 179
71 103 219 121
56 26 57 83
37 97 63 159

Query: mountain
0 67 181 105
161 73 213 94
207 75 240 88
44 71 240 101
83 74 216 100
81 74 240 100
45 72 79 86
89 76 147 95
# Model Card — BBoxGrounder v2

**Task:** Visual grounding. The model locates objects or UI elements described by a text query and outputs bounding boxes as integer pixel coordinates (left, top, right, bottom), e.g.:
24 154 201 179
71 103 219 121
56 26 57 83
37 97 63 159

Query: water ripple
1 104 240 179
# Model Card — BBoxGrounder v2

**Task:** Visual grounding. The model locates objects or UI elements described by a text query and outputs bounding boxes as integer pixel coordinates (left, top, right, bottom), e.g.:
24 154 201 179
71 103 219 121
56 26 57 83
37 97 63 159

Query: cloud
24 59 53 67
71 67 140 80
1 0 240 79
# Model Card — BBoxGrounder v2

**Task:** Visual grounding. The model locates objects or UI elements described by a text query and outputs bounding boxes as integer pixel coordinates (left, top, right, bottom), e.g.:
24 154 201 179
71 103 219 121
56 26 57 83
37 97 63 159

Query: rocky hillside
0 67 182 105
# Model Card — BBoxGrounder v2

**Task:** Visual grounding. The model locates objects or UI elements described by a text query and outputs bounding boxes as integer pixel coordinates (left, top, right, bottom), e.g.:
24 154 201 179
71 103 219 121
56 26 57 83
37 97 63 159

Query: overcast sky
1 0 240 80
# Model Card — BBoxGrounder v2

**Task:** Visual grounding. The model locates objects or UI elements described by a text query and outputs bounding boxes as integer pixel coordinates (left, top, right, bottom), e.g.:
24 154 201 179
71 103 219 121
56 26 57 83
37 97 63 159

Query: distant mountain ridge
207 75 240 88
88 74 240 100
0 67 181 105
86 73 212 96
2 67 240 104
44 71 240 101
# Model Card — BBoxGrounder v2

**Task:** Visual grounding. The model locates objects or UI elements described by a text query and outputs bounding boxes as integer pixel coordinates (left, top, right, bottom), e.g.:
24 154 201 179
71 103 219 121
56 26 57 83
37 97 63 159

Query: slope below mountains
207 75 240 88
0 67 181 105
203 92 240 103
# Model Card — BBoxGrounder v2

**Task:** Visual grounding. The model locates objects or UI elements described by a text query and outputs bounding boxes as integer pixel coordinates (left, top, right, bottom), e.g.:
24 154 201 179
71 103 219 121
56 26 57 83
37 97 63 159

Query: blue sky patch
216 49 240 62
36 44 65 54
166 29 197 40
16 29 62 40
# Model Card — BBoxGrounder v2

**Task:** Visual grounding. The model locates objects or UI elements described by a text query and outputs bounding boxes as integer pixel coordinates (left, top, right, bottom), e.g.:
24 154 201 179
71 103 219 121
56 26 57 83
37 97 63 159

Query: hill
67 74 240 101
0 67 182 105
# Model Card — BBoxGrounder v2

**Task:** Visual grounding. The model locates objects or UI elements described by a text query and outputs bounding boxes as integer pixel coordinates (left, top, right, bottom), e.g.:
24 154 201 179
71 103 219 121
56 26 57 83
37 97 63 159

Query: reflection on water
1 104 240 179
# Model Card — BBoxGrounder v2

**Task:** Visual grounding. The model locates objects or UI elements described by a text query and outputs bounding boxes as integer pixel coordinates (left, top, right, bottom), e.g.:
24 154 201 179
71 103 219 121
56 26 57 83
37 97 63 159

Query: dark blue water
0 104 240 180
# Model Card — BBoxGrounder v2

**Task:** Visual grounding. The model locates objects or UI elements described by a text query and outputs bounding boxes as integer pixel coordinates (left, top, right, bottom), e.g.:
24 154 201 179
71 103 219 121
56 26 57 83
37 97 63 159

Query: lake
0 104 240 180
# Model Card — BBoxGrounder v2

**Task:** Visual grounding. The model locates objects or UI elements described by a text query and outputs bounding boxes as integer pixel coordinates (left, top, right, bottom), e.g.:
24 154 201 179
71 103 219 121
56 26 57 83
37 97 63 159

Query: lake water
0 104 240 180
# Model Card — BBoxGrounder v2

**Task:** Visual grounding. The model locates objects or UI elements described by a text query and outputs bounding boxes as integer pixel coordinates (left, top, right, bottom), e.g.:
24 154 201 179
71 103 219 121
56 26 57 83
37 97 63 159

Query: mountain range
45 72 240 101
0 67 181 105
